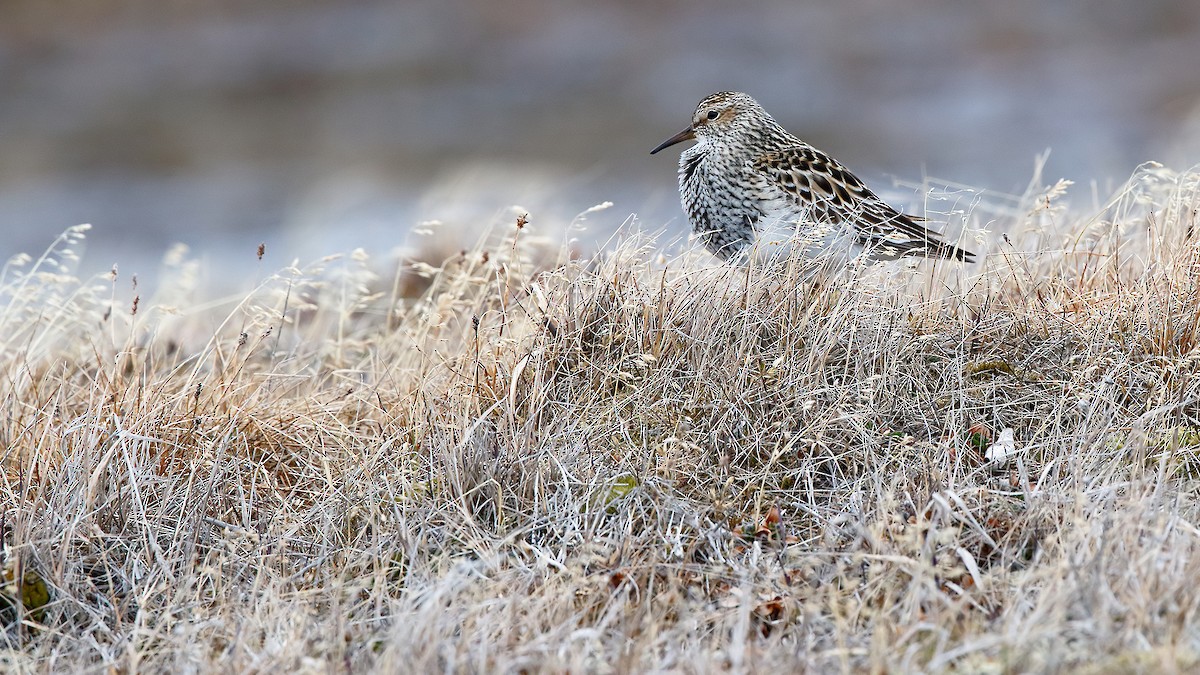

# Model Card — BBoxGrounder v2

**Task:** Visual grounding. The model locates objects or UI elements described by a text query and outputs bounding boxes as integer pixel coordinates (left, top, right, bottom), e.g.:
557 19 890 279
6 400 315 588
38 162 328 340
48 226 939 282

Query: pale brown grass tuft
2 163 1200 672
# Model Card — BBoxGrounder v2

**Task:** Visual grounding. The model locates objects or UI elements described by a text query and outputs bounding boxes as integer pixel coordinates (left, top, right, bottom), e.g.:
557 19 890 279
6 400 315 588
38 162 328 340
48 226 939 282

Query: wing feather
753 146 975 262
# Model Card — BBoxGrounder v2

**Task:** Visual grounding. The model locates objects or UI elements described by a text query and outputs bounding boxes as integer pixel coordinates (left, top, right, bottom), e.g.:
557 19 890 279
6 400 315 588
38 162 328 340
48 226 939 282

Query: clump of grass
1 163 1199 672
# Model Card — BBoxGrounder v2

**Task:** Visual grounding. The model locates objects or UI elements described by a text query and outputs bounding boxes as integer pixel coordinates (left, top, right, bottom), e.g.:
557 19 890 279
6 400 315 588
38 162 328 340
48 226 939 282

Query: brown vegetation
2 164 1200 672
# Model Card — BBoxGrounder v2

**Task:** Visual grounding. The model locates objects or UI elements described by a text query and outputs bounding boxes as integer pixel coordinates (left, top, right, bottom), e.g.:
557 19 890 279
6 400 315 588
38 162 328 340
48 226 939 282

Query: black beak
650 126 696 155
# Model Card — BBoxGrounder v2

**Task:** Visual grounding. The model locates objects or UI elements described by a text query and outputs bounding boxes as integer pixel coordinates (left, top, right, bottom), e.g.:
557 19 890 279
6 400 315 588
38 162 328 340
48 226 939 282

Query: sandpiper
652 91 976 265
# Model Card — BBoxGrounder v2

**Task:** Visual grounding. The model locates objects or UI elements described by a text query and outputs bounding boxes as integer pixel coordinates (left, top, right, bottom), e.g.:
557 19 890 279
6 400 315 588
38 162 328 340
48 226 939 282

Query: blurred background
3 0 1200 286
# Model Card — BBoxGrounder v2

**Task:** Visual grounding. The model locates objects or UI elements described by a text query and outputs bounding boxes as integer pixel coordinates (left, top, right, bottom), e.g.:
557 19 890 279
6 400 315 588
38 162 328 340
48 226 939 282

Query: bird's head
651 91 768 155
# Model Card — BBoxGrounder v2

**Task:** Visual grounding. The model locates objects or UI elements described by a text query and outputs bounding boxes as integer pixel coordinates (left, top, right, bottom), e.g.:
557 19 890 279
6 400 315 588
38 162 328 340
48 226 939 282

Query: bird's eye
706 110 719 121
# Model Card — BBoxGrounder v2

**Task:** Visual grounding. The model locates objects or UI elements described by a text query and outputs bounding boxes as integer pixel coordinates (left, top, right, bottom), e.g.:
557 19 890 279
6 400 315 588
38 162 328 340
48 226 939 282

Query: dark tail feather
932 240 976 263
901 237 976 263
887 211 977 263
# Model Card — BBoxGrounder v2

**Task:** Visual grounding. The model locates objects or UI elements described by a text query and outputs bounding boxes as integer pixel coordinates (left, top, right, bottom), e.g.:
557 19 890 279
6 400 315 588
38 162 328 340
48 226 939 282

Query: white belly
747 208 868 268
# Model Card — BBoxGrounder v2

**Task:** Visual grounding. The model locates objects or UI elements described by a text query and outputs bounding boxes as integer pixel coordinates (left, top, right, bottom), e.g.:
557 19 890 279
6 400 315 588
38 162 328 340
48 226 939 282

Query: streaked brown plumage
652 91 976 264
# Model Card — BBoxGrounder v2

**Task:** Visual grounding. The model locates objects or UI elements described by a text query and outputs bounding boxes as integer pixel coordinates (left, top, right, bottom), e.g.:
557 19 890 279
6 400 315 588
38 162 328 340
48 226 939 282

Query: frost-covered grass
2 163 1200 673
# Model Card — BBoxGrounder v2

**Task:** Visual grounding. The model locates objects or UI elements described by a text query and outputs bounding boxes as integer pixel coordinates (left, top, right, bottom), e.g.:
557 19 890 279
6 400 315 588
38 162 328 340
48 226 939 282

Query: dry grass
2 162 1200 673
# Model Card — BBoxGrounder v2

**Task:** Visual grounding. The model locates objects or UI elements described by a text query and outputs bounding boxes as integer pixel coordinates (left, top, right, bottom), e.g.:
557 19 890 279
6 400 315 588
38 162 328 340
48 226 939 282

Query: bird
651 91 976 265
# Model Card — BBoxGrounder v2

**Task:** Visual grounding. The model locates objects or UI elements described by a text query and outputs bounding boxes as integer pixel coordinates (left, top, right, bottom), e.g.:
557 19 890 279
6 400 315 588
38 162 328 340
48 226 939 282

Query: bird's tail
925 239 976 263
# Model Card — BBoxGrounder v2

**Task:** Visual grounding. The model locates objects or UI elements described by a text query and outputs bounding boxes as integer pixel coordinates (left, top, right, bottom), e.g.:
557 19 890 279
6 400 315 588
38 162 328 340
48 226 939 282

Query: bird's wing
753 146 974 261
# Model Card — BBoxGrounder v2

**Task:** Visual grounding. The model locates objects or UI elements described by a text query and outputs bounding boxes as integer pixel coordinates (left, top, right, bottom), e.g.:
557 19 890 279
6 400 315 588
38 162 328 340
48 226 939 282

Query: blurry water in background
2 0 1199 287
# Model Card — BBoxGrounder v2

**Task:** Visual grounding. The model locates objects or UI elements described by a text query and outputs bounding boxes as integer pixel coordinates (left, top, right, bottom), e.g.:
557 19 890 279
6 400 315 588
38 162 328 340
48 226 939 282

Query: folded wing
753 146 975 262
